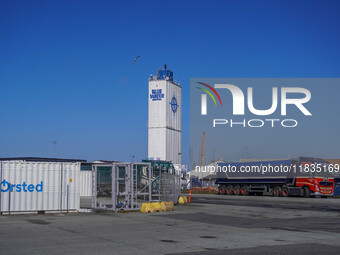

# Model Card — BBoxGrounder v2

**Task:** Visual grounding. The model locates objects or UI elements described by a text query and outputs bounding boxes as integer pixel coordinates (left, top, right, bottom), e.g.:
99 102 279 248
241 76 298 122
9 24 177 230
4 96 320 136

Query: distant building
239 158 289 162
189 160 227 180
0 157 86 163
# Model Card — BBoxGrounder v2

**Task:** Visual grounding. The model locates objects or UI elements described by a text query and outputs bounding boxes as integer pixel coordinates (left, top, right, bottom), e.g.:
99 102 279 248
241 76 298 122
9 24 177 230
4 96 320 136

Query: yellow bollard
140 203 152 213
160 202 167 212
150 202 161 212
178 196 186 204
165 201 174 211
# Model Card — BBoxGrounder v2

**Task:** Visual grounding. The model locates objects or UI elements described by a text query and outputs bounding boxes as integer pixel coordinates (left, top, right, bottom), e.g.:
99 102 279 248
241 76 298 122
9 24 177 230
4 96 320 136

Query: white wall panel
80 171 92 197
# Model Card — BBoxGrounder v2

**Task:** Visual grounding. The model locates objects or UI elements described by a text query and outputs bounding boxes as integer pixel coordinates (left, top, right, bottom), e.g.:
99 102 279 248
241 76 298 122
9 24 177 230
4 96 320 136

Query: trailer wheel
219 185 226 195
226 185 233 195
233 185 241 195
281 187 289 197
241 186 248 196
273 186 281 197
303 186 310 198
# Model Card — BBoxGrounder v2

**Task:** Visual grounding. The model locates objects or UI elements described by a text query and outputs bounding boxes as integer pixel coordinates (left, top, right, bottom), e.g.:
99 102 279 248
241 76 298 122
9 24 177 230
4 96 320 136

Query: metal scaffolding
91 162 181 211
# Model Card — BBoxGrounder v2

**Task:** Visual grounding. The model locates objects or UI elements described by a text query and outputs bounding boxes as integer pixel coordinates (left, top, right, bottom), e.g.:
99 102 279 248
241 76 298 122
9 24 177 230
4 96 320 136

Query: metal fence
91 162 181 212
152 172 181 204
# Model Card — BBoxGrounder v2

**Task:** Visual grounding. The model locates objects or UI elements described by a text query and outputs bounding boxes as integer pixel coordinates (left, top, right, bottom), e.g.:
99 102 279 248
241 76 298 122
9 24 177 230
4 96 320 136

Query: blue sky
1 0 340 165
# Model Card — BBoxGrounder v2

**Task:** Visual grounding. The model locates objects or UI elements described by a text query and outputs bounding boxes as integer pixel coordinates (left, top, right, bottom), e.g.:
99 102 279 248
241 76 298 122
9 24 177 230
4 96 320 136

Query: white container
0 161 80 214
80 170 92 197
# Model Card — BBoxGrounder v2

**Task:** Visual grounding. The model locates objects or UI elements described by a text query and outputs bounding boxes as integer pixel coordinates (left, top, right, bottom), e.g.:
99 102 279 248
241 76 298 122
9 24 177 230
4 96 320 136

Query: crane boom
200 131 206 167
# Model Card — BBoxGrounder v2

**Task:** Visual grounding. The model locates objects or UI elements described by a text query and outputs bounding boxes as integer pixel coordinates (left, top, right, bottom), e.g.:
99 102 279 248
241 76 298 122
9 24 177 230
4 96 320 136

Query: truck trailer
216 157 335 197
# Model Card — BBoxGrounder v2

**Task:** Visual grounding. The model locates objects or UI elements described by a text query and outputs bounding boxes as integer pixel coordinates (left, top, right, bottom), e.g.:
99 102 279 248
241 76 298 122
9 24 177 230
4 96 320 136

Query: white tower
148 65 181 164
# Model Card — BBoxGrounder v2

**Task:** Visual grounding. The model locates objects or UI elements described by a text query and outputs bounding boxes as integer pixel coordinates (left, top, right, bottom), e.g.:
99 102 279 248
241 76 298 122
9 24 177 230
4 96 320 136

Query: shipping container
0 161 80 214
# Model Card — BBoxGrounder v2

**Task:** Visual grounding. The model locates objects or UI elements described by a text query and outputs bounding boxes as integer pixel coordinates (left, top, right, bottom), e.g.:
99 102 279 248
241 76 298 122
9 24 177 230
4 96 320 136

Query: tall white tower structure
148 65 181 164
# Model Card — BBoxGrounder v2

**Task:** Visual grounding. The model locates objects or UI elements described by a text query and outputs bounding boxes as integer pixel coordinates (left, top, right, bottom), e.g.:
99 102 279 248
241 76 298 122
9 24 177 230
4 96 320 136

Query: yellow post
160 202 167 212
178 196 185 204
140 203 152 213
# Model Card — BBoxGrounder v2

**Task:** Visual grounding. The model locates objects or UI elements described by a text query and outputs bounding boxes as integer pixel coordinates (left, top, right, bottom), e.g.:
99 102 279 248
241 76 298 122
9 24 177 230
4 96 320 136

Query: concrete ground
0 194 340 255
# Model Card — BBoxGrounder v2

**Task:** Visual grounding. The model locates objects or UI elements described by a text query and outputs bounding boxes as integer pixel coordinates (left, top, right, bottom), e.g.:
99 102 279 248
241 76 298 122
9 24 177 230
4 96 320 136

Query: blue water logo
170 96 179 113
150 89 164 101
0 179 43 192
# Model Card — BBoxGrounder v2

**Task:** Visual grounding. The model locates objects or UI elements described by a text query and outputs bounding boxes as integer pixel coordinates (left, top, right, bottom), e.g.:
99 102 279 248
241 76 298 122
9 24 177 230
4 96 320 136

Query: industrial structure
91 160 180 211
0 157 181 214
0 66 185 214
148 65 182 165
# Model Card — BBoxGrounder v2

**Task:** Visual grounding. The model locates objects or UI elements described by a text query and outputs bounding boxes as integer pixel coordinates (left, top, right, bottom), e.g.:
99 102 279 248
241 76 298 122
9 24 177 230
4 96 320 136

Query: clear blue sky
1 0 340 165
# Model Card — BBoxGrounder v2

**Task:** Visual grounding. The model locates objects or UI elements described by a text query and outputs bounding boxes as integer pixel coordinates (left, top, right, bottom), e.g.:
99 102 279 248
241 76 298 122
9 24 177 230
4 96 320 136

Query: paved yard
0 194 339 254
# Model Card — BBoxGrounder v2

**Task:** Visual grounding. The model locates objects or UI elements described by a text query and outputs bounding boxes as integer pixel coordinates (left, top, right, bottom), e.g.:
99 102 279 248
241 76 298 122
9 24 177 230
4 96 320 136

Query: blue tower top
157 65 173 81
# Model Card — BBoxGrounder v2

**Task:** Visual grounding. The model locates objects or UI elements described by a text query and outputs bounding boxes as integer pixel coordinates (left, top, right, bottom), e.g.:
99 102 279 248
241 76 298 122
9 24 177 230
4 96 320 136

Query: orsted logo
1 179 43 192
198 83 312 128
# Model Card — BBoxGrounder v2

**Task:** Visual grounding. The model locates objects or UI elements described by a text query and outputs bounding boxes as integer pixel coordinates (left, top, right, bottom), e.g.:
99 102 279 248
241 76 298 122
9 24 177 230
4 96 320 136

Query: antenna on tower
164 64 167 70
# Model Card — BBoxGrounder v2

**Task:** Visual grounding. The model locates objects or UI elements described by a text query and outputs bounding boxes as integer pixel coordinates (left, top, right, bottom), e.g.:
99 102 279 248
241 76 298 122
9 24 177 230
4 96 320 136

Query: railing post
8 185 11 215
66 184 69 213
112 163 117 211
60 163 63 214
